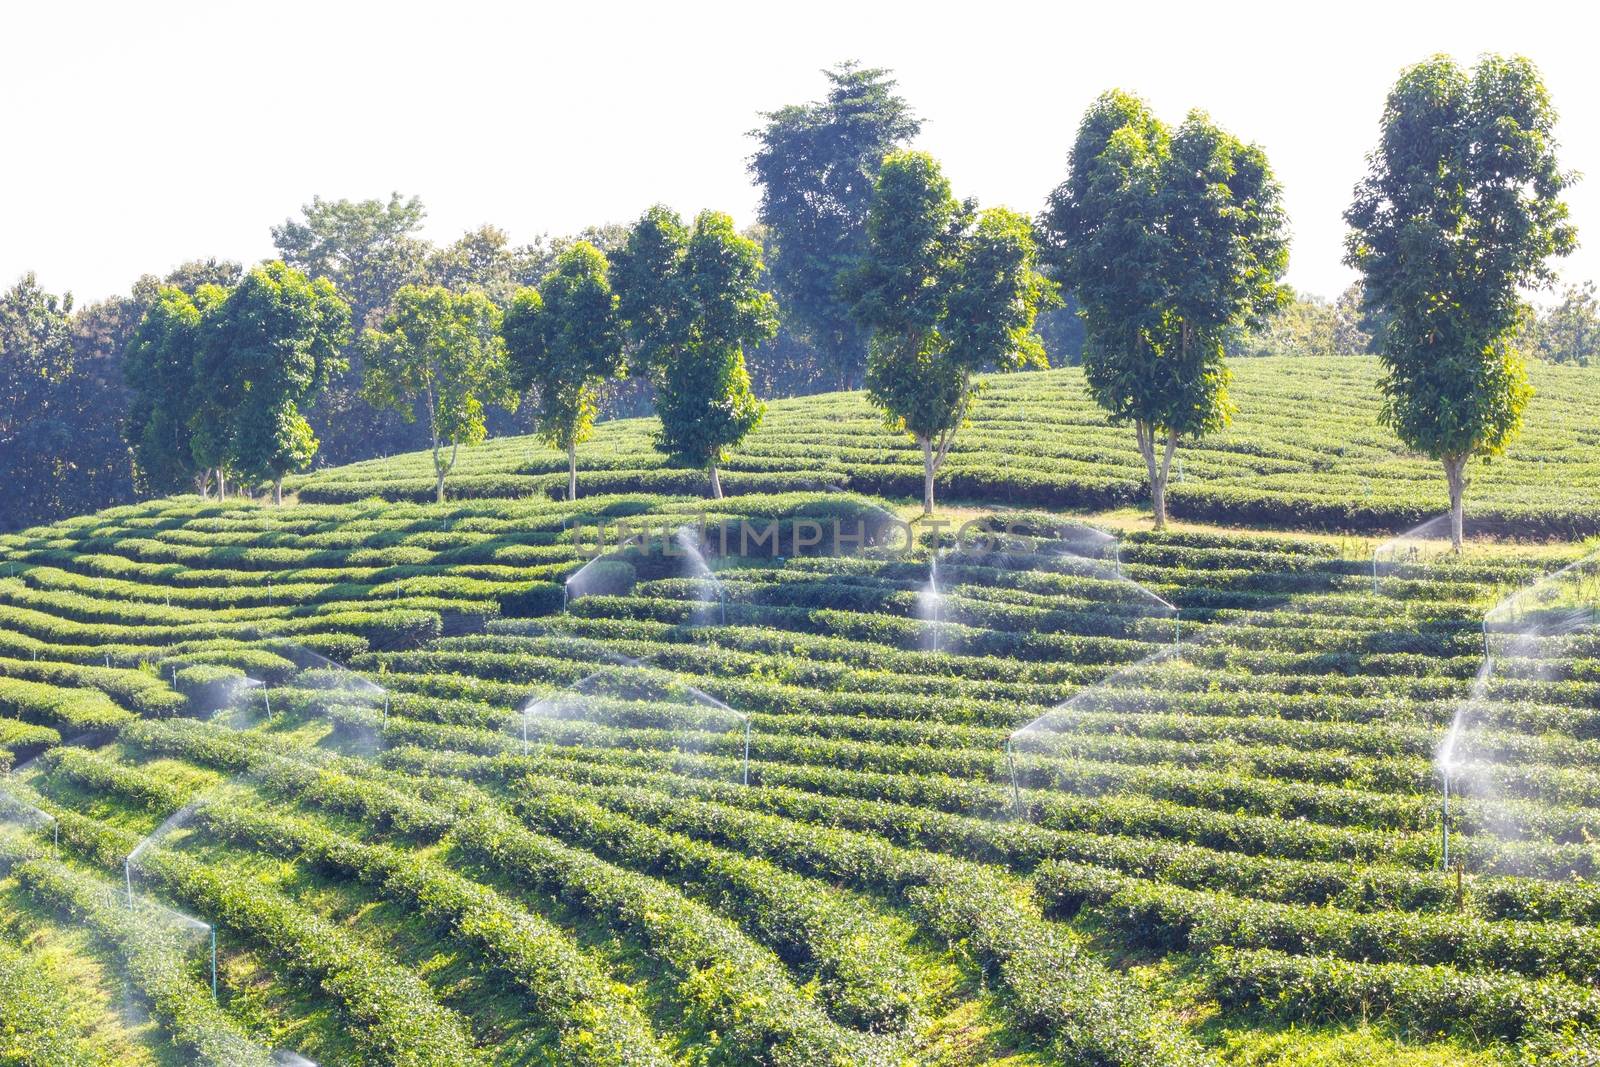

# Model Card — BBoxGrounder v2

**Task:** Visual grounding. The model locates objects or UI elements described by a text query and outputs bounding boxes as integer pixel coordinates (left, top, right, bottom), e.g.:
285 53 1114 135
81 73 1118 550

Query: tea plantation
2 355 1598 1066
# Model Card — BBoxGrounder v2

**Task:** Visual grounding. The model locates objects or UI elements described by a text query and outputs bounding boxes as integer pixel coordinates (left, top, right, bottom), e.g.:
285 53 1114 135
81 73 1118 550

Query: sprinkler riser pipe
1441 772 1451 871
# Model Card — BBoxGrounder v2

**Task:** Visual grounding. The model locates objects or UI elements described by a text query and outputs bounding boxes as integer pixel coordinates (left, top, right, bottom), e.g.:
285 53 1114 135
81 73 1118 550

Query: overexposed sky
4 0 1597 304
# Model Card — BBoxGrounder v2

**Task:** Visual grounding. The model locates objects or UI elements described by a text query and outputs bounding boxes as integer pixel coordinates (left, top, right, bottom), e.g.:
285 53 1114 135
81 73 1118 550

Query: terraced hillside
2 363 1599 1066
292 356 1600 536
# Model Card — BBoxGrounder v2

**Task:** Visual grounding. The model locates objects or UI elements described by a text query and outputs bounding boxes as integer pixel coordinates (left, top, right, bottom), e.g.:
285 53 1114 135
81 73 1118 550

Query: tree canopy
123 284 216 495
360 285 515 502
1345 53 1575 547
749 63 920 391
202 262 352 502
1041 90 1288 527
614 207 775 498
503 242 625 500
849 151 1058 514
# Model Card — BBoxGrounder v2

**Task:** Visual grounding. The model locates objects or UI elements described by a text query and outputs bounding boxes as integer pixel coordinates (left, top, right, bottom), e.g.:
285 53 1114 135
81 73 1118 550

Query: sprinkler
1004 737 1021 814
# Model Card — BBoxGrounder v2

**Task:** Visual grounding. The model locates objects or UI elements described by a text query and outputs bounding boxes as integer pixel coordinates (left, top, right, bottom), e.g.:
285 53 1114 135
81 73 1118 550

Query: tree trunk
708 463 724 500
567 441 578 502
1136 422 1162 530
194 472 210 499
920 436 936 515
1443 455 1468 552
428 388 448 504
272 476 283 506
433 441 457 505
216 469 226 501
1135 422 1180 530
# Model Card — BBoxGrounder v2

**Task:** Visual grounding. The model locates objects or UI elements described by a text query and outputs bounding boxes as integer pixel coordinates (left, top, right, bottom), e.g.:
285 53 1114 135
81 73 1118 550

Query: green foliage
9 851 274 1066
1047 91 1289 423
424 224 544 307
188 796 669 1067
614 207 775 495
123 286 211 494
1520 282 1600 366
198 262 352 495
1345 54 1575 544
15 350 1600 1067
0 676 131 730
1230 285 1375 359
849 151 1057 511
0 274 137 533
360 286 515 502
1041 90 1288 526
503 243 624 499
748 63 921 390
273 193 433 464
0 936 101 1066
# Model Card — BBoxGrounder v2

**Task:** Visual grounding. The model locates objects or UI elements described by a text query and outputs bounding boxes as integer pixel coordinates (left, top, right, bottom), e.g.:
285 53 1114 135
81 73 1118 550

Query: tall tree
107 260 247 501
124 284 219 495
360 286 515 503
848 152 1057 514
503 242 625 500
1345 54 1576 549
0 275 76 530
273 193 431 463
201 262 352 503
1041 91 1288 529
749 63 920 390
614 207 775 498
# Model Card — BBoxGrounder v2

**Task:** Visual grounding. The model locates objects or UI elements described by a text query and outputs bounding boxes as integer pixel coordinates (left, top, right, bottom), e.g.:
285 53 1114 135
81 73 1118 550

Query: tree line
0 56 1582 547
116 207 775 507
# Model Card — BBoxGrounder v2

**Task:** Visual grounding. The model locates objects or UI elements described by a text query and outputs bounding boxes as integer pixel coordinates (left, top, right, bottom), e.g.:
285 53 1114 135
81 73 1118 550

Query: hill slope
295 356 1600 536
2 358 1599 1066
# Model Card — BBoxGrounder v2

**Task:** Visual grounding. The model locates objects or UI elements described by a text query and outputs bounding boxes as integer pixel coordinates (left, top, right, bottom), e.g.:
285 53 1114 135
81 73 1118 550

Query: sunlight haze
5 0 1596 303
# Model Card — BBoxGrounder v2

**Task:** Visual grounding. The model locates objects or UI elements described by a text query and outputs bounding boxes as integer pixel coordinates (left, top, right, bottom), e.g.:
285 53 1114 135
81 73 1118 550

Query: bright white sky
4 0 1597 305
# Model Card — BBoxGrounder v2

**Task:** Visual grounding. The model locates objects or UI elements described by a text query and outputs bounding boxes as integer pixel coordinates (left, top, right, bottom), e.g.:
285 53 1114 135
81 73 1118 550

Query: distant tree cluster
123 262 351 503
1229 283 1378 359
1517 282 1600 366
353 207 775 503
